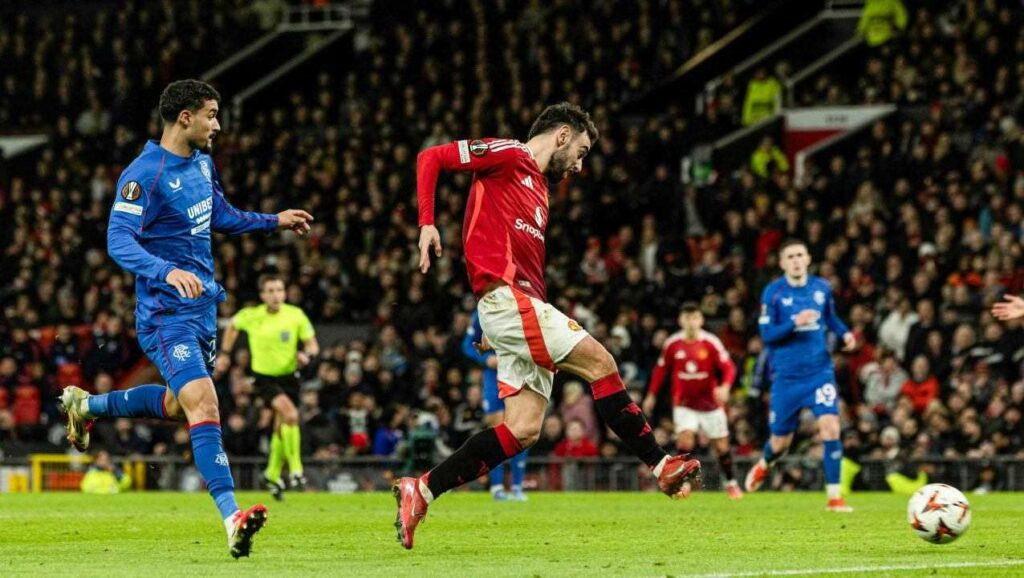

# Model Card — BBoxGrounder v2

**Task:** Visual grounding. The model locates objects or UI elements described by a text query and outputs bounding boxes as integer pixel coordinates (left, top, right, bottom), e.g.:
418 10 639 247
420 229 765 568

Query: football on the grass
906 483 972 543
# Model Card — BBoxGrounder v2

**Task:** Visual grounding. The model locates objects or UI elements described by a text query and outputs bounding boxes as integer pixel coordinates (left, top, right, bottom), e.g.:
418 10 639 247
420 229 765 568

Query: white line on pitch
678 559 1024 577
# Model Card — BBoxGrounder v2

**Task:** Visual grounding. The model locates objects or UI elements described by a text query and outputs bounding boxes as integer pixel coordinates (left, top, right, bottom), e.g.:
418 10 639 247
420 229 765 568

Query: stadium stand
1 0 1023 493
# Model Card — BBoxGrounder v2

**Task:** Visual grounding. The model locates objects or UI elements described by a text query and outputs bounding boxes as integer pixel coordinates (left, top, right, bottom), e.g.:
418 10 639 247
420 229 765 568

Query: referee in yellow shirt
216 273 319 500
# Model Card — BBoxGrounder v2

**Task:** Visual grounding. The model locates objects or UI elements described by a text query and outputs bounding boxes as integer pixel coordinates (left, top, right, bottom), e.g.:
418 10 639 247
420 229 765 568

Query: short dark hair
778 238 808 255
680 302 701 314
527 102 599 143
159 79 221 123
258 273 284 291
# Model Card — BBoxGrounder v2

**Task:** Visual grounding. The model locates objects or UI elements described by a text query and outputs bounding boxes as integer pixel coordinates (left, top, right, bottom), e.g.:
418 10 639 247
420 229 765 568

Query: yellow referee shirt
233 303 315 376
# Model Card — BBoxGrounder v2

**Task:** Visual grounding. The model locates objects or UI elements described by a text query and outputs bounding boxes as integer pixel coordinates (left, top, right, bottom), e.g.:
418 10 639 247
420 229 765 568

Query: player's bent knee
561 337 618 382
818 415 840 440
504 414 543 448
274 395 300 424
177 379 221 423
281 406 299 425
508 423 541 449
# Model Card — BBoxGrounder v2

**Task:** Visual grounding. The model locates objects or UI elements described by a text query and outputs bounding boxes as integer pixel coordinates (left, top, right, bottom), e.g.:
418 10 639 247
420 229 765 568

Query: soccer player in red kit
643 303 742 500
393 103 701 549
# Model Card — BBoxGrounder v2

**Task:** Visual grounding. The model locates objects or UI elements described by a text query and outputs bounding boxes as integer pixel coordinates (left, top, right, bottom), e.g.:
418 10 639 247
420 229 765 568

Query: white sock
651 455 670 478
490 484 504 494
418 478 434 504
826 484 841 500
224 510 240 535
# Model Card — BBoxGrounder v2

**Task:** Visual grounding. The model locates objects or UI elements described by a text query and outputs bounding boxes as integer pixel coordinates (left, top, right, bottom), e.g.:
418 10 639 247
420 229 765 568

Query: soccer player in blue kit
745 239 857 512
461 311 529 501
58 80 314 557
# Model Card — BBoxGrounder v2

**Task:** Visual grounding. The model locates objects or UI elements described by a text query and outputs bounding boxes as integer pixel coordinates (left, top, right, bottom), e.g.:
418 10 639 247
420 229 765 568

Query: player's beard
545 145 574 180
191 132 215 154
195 137 214 154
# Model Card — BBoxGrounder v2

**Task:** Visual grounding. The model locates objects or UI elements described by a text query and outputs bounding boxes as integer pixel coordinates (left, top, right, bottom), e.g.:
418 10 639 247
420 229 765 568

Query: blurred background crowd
1 0 1023 490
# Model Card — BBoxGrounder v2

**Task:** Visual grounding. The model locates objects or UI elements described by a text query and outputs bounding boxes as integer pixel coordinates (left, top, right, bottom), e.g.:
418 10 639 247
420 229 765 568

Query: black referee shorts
252 372 301 405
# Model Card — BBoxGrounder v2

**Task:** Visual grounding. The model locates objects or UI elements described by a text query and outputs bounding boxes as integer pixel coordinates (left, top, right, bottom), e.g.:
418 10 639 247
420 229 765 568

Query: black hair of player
778 238 808 255
258 273 284 291
527 102 599 143
680 302 701 314
159 80 221 123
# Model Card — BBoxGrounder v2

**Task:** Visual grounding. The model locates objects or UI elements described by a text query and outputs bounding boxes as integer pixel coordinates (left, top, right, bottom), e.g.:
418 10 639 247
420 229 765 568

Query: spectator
80 450 132 494
558 381 599 443
554 419 600 459
750 136 789 179
878 296 919 362
532 415 564 457
741 67 782 126
900 356 939 415
861 351 909 414
857 0 908 47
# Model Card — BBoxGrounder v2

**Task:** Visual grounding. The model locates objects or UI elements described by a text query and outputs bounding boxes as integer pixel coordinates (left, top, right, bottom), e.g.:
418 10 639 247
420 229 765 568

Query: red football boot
227 504 269 559
655 455 702 498
744 460 768 492
393 477 429 549
725 480 744 500
826 497 854 512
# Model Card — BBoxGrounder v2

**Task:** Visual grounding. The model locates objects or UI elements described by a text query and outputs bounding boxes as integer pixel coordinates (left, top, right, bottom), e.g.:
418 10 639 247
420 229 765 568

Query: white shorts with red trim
476 285 589 401
672 406 729 439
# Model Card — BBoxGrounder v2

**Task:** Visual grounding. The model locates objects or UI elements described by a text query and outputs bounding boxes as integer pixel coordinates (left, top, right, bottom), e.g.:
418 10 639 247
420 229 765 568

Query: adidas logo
521 175 534 190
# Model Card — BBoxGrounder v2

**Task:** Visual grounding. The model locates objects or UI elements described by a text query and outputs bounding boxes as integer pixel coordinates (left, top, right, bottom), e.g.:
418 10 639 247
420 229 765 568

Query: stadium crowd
1 0 1023 491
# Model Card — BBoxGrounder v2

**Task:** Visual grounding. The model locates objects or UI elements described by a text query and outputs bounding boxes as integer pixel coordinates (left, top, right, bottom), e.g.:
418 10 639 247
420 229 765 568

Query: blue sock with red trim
88 385 167 418
190 422 239 519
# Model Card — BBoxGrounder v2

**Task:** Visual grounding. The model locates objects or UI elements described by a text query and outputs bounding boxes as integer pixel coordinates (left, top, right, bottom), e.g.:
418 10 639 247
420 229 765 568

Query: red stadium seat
58 362 85 389
13 385 41 425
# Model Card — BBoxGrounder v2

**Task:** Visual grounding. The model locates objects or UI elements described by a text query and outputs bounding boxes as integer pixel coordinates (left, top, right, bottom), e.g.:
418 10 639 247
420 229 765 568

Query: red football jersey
417 138 549 301
648 330 736 412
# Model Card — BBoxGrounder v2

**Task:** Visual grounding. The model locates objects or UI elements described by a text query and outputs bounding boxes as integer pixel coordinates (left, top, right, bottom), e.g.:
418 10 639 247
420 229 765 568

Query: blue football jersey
107 140 278 321
758 275 850 380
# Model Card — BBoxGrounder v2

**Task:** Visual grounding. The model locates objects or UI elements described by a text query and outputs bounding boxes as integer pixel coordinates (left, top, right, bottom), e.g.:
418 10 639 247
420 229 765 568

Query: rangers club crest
199 159 212 182
172 344 191 361
814 290 825 305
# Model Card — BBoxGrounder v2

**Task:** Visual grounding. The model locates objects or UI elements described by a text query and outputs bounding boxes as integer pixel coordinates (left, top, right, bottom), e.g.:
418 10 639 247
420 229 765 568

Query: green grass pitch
1 491 1022 577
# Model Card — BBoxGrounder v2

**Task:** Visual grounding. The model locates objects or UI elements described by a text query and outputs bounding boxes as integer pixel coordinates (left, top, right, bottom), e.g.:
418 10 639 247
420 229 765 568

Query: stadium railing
2 456 1020 493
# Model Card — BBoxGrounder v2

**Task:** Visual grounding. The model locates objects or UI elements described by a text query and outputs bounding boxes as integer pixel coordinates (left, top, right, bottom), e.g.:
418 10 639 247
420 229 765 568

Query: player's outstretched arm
209 164 312 235
992 294 1024 321
418 225 442 274
276 209 314 236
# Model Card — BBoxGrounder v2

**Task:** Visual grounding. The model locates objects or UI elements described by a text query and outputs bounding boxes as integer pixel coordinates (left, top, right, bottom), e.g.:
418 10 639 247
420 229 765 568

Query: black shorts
253 372 300 405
